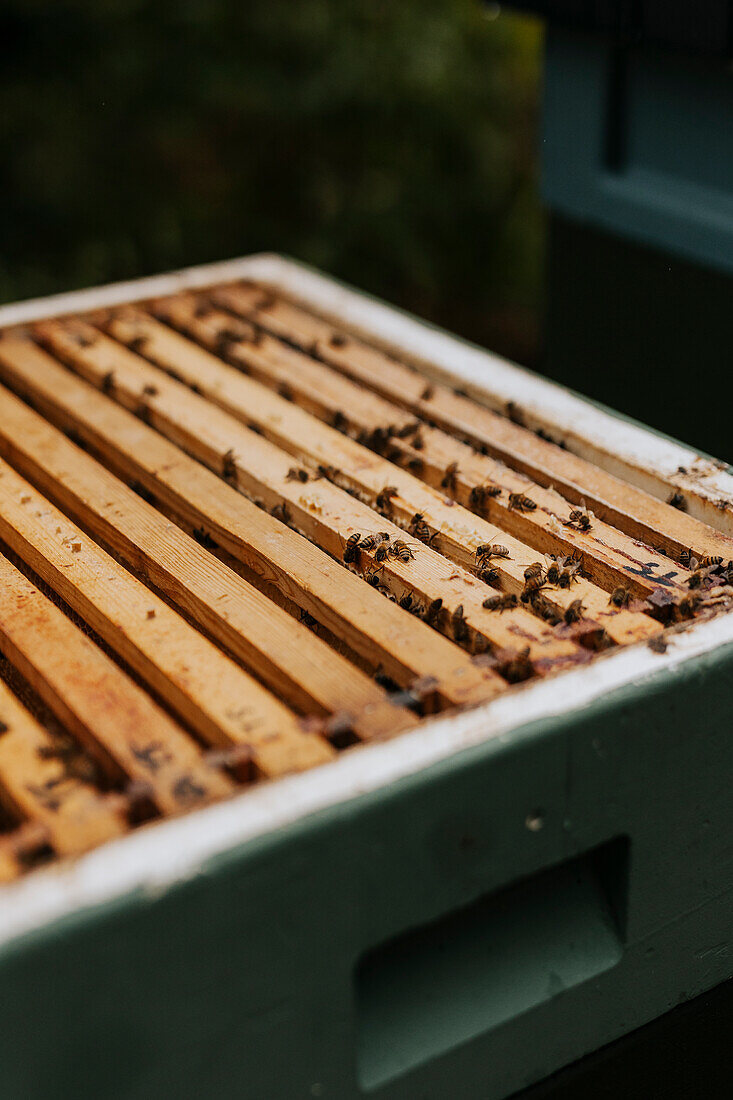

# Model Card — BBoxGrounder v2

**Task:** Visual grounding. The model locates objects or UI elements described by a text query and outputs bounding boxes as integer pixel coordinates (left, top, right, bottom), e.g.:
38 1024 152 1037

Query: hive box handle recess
354 838 629 1090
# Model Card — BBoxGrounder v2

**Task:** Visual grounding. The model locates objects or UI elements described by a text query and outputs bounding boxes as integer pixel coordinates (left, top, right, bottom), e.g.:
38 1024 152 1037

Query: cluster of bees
343 530 419 568
478 550 585 626
675 553 733 619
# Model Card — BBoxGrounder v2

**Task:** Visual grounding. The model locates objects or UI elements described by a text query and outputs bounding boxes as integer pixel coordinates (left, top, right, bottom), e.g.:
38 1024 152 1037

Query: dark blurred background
0 1 543 367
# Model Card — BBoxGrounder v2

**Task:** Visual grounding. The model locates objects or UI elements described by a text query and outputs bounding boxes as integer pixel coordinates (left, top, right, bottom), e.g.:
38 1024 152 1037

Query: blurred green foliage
0 1 543 361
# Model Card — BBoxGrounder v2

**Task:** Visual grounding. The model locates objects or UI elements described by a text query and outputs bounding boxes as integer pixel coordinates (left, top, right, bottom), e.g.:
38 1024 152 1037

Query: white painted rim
0 254 731 946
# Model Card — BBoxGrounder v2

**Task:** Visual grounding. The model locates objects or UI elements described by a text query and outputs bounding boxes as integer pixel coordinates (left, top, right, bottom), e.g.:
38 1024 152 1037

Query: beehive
0 256 731 1099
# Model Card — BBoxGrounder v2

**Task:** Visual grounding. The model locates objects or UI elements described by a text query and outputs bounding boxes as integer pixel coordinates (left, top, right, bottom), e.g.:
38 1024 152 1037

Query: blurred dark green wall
0 1 543 363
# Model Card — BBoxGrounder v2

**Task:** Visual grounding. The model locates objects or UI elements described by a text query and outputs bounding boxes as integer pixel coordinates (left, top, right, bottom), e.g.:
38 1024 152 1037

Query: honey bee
524 562 544 581
101 370 116 394
677 593 701 619
329 332 348 348
366 570 390 593
425 597 443 625
699 555 723 569
679 548 694 567
389 540 417 562
667 491 686 511
478 567 501 586
373 543 389 564
360 532 390 551
407 457 425 475
558 555 582 587
271 502 291 524
420 384 435 401
407 512 433 543
441 462 460 493
376 485 399 512
411 431 425 451
508 492 536 512
468 483 501 514
475 543 510 565
399 593 424 616
128 334 148 354
531 594 563 625
521 575 547 602
563 599 585 624
565 508 592 531
451 604 469 643
222 448 238 481
501 645 533 684
545 556 562 585
343 533 361 564
286 466 309 483
609 586 631 607
482 593 518 612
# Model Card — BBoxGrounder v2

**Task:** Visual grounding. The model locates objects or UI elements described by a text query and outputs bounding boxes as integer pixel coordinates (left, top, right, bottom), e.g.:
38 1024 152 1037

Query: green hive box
0 256 731 1099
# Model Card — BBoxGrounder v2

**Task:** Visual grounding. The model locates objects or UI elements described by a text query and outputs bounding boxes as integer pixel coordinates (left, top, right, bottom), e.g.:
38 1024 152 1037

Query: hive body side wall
0 642 731 1099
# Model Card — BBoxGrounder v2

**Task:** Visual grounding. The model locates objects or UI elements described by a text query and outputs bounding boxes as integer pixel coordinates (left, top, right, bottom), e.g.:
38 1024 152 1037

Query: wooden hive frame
0 252 731 947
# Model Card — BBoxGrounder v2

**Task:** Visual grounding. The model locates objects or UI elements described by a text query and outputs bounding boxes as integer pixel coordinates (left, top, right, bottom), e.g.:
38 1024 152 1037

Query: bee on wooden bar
222 448 238 482
411 430 425 451
425 597 443 626
331 409 348 431
468 483 501 515
699 555 723 569
559 555 582 588
521 574 547 603
502 646 534 684
372 543 390 564
478 566 501 586
399 593 424 616
544 555 562 585
482 593 518 612
531 594 563 626
286 466 309 483
677 593 701 619
524 562 544 581
451 604 469 643
366 573 390 595
679 548 694 567
420 384 435 401
565 508 592 531
343 533 361 564
329 332 348 348
564 599 586 624
376 485 399 512
667 491 687 511
441 462 460 493
101 370 116 394
128 334 148 354
360 532 390 551
609 586 631 607
475 543 510 565
316 463 339 481
389 540 417 562
192 526 218 549
271 502 291 524
508 492 536 512
408 512 431 542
